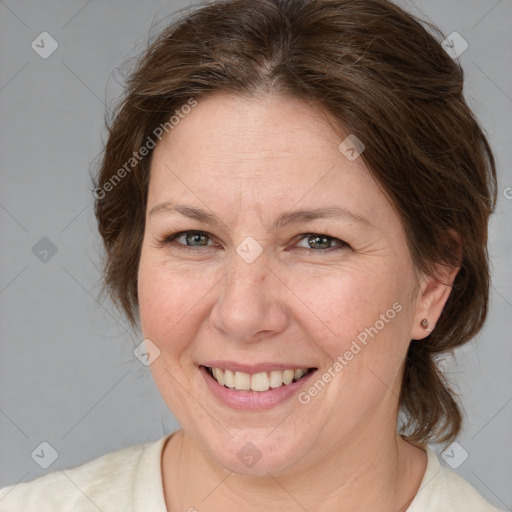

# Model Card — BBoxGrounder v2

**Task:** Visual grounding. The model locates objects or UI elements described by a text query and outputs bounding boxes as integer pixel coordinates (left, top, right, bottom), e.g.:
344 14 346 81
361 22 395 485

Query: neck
162 422 427 511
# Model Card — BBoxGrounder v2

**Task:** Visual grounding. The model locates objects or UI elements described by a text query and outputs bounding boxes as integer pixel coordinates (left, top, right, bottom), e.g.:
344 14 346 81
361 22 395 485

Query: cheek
290 261 415 412
287 261 405 350
137 258 213 353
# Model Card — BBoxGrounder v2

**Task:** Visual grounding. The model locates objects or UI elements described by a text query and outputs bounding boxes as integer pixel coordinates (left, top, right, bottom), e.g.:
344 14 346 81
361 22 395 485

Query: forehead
156 91 347 158
147 91 389 226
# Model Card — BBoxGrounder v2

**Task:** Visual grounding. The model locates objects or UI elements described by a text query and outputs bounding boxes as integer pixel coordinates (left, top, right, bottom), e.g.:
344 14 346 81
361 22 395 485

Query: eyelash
157 230 348 254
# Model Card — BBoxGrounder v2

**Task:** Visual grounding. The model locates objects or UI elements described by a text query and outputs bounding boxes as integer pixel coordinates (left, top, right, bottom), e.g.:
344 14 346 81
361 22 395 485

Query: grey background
0 0 510 509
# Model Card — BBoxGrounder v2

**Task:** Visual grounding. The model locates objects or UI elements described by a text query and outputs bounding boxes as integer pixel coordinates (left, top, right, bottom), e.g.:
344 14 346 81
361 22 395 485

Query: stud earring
421 318 432 333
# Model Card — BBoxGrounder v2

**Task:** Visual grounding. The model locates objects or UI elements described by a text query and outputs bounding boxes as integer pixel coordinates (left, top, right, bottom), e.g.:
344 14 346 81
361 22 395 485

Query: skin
137 91 459 511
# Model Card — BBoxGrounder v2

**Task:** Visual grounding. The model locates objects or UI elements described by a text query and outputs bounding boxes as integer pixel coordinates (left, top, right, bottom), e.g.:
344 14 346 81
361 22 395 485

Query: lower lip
200 365 317 410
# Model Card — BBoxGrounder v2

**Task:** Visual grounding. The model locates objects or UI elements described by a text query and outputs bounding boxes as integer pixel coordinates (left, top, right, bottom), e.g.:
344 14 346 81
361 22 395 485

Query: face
138 91 428 475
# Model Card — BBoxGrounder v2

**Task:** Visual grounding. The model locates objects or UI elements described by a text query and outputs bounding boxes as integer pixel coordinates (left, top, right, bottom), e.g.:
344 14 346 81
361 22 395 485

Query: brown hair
93 0 497 446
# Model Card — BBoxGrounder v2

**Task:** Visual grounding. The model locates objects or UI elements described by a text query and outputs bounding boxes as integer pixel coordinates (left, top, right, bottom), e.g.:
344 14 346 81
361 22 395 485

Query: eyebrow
149 201 373 229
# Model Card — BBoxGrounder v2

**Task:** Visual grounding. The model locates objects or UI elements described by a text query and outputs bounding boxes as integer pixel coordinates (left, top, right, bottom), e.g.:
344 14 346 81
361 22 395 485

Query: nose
209 254 289 342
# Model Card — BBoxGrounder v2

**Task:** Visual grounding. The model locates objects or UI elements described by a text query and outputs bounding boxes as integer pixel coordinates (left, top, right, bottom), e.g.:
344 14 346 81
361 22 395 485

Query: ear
411 231 462 341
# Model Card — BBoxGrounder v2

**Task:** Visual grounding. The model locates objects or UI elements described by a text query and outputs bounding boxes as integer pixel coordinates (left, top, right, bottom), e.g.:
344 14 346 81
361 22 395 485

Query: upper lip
201 361 316 374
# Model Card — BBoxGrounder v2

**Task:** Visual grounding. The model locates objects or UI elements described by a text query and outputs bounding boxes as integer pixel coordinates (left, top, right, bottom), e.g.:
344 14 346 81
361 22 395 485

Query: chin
200 427 316 476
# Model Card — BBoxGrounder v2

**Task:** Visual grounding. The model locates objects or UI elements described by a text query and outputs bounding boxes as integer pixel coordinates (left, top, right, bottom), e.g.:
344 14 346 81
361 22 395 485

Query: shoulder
407 446 504 512
0 435 169 512
434 464 503 511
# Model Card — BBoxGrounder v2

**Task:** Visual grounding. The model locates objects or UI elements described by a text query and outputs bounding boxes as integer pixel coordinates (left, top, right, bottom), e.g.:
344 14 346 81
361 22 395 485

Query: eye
157 230 347 253
295 233 347 251
160 230 215 248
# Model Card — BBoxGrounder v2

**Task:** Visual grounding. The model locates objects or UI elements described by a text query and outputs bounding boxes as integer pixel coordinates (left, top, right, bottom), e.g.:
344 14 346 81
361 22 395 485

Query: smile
206 366 314 391
200 364 318 410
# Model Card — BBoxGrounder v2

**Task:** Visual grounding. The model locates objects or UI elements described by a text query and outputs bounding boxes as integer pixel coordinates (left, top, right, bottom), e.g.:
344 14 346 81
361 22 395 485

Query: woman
0 0 503 510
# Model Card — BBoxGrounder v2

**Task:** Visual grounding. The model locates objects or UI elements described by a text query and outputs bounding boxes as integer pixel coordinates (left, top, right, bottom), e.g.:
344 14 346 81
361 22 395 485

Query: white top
0 434 503 511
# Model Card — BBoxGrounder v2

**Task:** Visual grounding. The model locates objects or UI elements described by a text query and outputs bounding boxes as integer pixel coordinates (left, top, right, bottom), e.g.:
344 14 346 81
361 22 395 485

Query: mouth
203 365 316 392
199 364 318 410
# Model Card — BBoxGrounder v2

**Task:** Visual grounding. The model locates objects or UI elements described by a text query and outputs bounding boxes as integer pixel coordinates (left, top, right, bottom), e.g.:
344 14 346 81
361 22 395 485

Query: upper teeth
209 367 310 392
